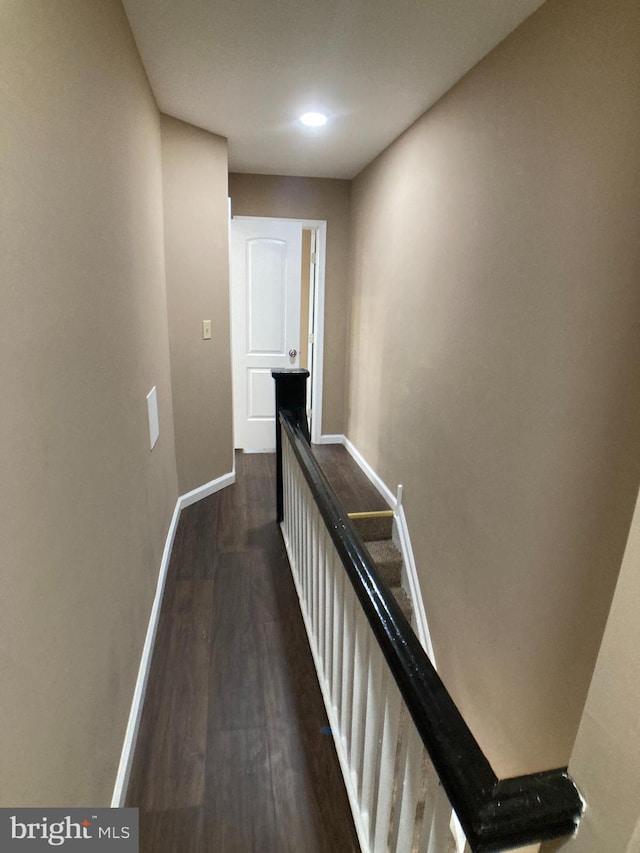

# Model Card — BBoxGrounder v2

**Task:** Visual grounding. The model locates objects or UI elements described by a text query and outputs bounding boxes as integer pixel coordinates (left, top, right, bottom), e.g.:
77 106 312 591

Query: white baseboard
111 467 235 807
178 470 236 510
110 499 180 807
315 433 346 446
393 506 436 665
342 437 397 509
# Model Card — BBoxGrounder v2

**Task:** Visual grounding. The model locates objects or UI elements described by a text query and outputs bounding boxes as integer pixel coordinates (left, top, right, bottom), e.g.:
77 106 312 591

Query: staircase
278 375 584 853
348 511 413 622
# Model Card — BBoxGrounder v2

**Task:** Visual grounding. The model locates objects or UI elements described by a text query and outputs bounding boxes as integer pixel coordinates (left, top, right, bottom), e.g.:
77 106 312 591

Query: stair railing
272 370 583 853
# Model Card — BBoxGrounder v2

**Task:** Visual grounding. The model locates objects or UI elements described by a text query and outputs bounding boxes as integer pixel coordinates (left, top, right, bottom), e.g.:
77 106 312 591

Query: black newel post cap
271 368 310 383
272 369 309 438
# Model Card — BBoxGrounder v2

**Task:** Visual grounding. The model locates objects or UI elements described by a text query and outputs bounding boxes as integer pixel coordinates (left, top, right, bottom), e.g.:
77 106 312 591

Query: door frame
229 215 327 446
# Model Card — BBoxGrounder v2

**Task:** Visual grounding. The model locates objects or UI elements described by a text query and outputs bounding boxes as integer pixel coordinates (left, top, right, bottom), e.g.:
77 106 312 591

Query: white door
231 217 303 450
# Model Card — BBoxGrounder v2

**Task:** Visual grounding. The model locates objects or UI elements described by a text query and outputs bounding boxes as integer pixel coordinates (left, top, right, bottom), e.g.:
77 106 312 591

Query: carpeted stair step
348 510 394 542
391 585 412 621
366 539 403 588
349 510 413 624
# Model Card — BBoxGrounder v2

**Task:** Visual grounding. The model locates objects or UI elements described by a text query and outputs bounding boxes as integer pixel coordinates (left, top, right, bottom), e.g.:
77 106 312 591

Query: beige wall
228 173 351 435
347 0 640 777
161 116 233 493
0 0 178 806
540 487 640 852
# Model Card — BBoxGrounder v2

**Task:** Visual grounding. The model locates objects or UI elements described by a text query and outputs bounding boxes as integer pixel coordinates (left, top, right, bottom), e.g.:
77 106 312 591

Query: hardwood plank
138 807 202 853
248 547 283 626
166 492 220 581
261 606 327 731
268 726 360 853
245 453 281 553
209 553 266 732
215 467 248 553
312 443 388 512
203 727 279 853
260 618 360 852
267 725 332 853
244 451 273 514
259 618 301 734
128 581 213 810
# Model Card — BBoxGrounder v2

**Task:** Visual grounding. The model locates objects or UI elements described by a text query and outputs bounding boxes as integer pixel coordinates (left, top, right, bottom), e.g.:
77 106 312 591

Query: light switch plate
202 319 212 340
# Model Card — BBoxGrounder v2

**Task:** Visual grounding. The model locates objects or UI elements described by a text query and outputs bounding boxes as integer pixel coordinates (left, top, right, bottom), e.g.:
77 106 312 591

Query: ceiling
122 0 545 180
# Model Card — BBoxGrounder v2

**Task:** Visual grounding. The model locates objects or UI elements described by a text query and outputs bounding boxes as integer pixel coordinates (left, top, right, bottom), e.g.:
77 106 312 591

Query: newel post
272 369 310 523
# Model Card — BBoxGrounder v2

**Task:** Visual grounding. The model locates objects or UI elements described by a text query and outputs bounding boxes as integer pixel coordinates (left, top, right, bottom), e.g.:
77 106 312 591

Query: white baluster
392 722 423 853
306 500 314 634
360 637 386 842
323 540 334 694
418 778 453 853
305 486 314 611
316 516 325 667
296 466 304 586
331 552 344 719
292 459 301 581
309 506 318 643
282 439 289 540
288 448 294 548
350 605 370 793
302 488 310 608
372 676 402 853
340 580 356 753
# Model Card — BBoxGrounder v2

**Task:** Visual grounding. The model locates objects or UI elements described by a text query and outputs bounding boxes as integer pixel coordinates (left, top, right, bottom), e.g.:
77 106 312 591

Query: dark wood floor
311 443 389 513
126 448 377 853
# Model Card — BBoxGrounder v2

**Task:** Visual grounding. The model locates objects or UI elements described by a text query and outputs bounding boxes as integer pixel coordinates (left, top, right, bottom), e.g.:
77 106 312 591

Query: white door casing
231 217 302 450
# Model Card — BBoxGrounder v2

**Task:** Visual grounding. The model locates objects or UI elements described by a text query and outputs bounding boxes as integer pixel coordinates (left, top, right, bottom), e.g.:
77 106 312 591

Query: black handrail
278 408 583 853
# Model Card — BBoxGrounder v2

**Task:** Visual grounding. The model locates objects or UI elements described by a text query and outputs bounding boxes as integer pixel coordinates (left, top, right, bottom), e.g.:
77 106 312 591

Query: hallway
126 451 361 852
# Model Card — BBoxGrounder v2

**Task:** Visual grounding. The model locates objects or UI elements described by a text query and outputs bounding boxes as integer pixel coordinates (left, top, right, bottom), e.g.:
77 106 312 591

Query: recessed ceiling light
300 112 328 127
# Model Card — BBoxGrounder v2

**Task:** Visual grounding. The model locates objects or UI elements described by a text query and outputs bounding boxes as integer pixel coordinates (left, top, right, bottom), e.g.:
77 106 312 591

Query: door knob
289 348 297 358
